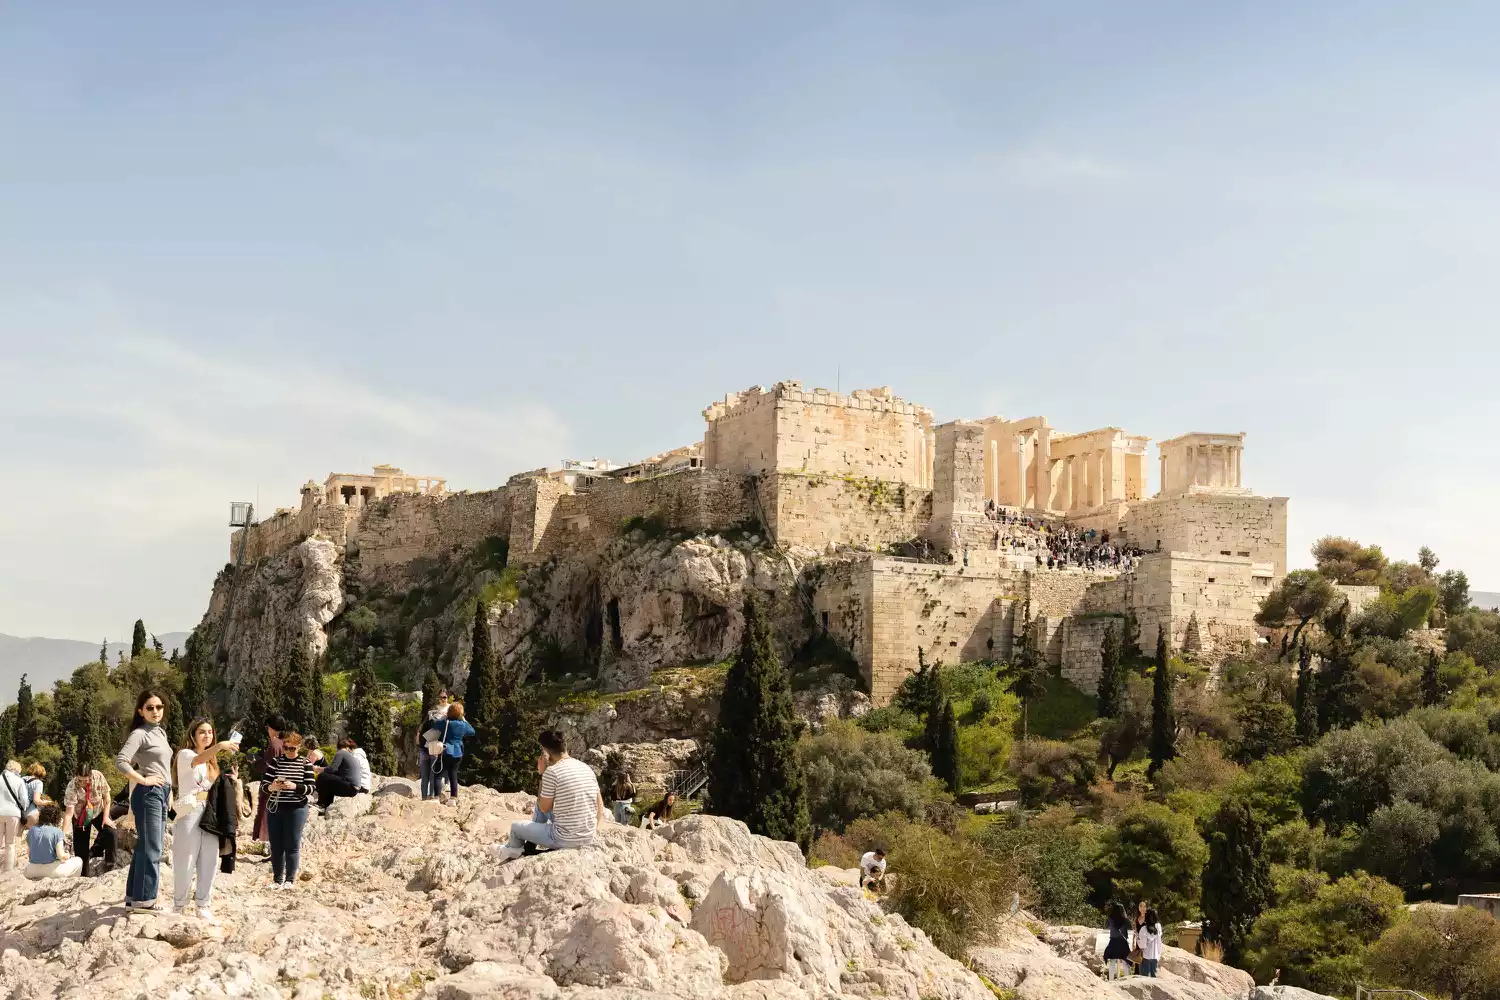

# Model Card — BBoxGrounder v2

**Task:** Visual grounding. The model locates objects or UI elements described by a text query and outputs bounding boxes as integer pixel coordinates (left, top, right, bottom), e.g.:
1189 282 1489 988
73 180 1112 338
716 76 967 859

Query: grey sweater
116 725 173 784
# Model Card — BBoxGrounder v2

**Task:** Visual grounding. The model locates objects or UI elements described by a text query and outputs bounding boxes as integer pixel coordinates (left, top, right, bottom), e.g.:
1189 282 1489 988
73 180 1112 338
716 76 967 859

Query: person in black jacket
314 739 364 814
263 732 316 889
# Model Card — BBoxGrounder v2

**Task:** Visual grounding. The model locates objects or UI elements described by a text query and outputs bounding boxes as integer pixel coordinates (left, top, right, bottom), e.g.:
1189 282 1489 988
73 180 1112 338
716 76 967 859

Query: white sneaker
196 906 219 924
491 845 524 863
280 880 293 890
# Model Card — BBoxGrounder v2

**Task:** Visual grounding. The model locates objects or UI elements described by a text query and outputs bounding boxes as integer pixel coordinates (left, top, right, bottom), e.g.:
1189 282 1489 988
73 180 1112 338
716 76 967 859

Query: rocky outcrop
582 739 700 790
491 535 812 694
204 536 345 712
0 783 988 1000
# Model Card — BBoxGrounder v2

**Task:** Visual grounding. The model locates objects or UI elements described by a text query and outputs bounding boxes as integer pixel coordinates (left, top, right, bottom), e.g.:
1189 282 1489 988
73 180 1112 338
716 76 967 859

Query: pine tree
1201 796 1273 967
706 594 812 849
1147 631 1175 779
131 620 148 660
1421 649 1441 707
51 735 77 799
1007 606 1048 744
1294 643 1319 745
1096 624 1123 718
14 674 35 755
346 649 396 775
931 699 960 794
152 634 164 656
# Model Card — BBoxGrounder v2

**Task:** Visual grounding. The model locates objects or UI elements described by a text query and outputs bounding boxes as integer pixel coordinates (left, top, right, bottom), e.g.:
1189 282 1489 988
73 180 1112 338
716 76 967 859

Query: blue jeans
508 807 565 850
126 783 169 904
1139 959 1158 978
611 800 634 825
267 804 308 884
419 748 433 798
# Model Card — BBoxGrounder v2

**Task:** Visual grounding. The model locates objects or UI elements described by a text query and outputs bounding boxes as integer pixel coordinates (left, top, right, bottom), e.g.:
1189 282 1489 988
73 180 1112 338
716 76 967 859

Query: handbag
1128 946 1144 965
425 720 450 758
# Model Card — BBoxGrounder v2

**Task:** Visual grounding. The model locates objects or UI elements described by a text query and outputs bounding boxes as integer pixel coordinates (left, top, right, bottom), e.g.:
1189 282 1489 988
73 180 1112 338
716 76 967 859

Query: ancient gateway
231 381 1286 705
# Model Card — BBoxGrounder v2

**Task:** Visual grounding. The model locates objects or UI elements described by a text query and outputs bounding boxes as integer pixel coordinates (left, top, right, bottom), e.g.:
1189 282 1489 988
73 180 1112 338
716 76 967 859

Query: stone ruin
227 379 1288 704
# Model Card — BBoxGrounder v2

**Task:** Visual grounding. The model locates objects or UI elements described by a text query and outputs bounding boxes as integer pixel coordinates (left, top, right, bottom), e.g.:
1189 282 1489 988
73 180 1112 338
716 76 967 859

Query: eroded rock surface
0 781 987 1000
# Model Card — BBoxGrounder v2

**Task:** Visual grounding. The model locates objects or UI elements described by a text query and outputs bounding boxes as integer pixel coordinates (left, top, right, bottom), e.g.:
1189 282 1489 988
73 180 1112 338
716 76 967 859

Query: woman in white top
1136 907 1164 978
172 718 238 920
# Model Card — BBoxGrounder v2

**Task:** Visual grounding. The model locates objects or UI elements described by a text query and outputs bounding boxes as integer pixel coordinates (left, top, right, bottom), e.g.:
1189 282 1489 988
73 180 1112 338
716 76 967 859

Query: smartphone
228 730 243 745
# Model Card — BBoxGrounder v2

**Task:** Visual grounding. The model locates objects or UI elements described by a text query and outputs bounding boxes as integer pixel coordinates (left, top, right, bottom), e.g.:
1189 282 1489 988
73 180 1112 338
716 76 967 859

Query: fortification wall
769 473 932 552
231 504 355 563
702 387 781 476
350 488 513 577
527 470 759 559
1129 552 1266 658
1029 570 1112 620
811 559 876 672
864 561 1018 704
1059 616 1124 691
1118 493 1288 579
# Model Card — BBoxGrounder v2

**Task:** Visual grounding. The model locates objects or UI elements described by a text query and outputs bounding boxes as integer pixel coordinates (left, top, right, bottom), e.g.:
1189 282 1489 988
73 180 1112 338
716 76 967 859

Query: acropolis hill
209 380 1287 708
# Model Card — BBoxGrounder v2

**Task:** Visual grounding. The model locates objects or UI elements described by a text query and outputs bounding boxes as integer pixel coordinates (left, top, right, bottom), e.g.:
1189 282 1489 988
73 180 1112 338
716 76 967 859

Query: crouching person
25 804 82 879
493 730 602 862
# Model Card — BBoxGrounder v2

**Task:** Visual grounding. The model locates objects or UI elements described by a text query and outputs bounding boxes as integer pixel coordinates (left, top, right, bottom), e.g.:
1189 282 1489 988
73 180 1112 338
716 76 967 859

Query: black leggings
441 754 461 797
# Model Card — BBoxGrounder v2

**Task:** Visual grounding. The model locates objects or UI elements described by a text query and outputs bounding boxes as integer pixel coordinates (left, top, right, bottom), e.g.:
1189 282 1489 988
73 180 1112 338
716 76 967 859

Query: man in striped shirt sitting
493 730 604 863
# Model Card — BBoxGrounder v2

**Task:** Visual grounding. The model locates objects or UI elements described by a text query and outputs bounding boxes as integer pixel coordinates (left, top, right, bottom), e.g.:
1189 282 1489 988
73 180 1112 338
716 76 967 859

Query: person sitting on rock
314 738 367 815
493 730 604 862
641 791 676 830
859 848 887 890
611 772 636 825
23 804 82 880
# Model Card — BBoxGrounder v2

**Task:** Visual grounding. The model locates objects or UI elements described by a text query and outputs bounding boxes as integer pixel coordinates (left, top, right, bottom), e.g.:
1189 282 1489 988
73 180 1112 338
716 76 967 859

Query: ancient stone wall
704 382 935 486
769 473 932 552
1059 616 1123 690
1128 552 1268 659
350 488 513 578
231 503 355 563
1118 493 1288 579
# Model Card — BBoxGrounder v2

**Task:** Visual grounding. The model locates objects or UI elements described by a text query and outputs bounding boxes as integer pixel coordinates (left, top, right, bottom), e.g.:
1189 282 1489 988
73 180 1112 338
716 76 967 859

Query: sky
2 3 1498 641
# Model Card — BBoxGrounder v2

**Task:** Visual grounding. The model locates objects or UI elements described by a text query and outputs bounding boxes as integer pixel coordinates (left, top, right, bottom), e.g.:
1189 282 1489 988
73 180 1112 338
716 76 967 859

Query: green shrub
800 720 938 832
1009 738 1095 807
957 721 1013 789
1092 802 1209 924
886 821 1022 959
1244 870 1405 995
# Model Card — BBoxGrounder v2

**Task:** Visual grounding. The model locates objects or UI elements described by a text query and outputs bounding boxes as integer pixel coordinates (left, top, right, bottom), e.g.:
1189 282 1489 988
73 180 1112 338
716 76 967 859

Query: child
25 804 82 879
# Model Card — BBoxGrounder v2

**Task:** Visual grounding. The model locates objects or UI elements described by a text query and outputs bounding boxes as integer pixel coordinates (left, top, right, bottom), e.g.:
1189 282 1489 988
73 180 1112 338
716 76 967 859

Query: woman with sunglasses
114 690 173 909
264 732 316 889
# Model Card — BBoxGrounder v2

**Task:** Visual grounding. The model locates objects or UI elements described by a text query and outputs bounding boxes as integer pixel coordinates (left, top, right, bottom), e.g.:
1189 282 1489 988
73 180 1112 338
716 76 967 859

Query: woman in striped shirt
263 731 316 889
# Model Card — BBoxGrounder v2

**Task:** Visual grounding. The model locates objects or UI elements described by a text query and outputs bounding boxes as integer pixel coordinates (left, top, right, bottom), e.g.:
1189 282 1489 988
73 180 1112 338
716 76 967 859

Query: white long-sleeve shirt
1137 924 1164 961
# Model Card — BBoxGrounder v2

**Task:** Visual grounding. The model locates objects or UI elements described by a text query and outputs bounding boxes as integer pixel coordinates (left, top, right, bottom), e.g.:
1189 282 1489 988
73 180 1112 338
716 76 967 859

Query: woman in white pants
173 718 237 921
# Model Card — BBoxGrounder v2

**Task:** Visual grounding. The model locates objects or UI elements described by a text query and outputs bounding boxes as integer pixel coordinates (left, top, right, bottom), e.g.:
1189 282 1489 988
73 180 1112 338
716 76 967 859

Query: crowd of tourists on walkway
977 501 1148 573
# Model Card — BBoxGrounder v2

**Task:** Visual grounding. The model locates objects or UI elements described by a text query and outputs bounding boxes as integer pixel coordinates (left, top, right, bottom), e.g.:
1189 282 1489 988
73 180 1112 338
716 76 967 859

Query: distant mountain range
1475 592 1500 612
0 632 191 697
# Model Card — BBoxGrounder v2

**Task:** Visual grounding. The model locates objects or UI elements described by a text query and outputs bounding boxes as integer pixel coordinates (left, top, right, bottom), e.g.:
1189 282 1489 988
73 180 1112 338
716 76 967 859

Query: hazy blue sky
2 3 1497 640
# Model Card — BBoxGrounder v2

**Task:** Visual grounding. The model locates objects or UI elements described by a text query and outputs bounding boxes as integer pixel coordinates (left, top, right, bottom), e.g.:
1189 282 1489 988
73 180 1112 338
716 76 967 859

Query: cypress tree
14 674 35 755
78 699 104 775
346 649 396 775
464 599 493 724
250 658 286 730
99 639 108 667
281 642 316 739
1147 631 1175 779
0 709 13 766
131 620 147 660
1096 624 1123 719
479 655 541 792
421 668 440 718
51 735 77 799
1421 649 1441 707
931 699 960 794
706 594 812 849
307 654 331 747
1007 606 1047 744
1294 644 1319 745
180 630 211 718
163 690 186 750
1201 796 1273 967
152 634 165 656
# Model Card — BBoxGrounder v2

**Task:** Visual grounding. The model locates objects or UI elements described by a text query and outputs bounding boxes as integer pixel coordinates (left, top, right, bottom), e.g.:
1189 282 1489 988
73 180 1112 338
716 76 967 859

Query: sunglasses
143 704 165 712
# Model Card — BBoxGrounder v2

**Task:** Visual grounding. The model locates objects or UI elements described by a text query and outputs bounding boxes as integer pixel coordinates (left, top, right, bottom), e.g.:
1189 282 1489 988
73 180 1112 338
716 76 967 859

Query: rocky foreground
0 780 1281 1000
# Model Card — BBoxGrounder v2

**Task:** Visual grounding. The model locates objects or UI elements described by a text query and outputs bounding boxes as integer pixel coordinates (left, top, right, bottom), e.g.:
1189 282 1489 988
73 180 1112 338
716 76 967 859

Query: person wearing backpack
1 760 37 873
